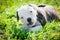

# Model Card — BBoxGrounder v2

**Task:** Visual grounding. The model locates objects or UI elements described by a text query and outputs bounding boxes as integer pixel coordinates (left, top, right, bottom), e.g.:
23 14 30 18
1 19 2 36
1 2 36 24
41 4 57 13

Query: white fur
17 5 42 32
18 5 37 25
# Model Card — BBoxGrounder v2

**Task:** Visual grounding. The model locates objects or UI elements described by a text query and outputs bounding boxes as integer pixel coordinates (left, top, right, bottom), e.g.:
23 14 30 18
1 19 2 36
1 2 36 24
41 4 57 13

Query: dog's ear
16 11 19 22
29 4 38 11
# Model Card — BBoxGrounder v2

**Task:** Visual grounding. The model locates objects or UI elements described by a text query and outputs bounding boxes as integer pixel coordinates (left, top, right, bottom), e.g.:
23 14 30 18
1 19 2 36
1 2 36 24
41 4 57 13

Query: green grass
0 0 60 40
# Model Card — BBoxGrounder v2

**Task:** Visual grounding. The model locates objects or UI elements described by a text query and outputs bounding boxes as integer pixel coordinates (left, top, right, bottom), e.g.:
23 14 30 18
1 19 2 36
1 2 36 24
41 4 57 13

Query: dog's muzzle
27 22 33 25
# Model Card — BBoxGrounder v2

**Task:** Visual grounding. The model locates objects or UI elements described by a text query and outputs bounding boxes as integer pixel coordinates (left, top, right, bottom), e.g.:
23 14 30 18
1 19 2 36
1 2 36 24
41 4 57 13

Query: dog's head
17 4 38 27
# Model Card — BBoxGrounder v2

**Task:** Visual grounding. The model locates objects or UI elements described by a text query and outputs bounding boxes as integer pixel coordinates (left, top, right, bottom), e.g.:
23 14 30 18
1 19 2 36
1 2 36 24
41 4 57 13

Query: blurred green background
0 0 60 40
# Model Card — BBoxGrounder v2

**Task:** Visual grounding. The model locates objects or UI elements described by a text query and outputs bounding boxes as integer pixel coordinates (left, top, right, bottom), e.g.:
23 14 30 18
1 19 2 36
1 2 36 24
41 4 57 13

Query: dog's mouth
28 21 41 28
32 25 36 27
27 22 33 25
31 23 40 27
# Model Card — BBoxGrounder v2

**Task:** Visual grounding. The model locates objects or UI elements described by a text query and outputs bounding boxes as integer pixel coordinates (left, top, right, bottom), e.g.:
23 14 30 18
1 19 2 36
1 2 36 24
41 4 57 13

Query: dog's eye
30 11 32 13
21 17 23 19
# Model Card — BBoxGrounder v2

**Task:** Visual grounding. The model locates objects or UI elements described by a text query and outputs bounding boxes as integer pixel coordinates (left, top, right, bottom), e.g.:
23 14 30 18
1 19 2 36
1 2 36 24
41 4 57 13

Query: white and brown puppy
17 4 60 32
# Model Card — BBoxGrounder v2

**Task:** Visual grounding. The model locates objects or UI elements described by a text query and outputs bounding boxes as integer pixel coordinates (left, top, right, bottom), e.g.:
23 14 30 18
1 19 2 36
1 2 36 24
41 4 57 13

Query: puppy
17 4 60 32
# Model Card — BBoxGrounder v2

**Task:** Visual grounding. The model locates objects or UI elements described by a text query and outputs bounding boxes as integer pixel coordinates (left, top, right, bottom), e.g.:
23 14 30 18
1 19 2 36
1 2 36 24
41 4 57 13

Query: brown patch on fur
37 5 60 26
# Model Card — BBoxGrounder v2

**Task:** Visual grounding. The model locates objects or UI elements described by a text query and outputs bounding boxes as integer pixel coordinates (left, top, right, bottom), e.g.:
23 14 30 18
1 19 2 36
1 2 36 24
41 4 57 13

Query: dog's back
37 4 60 26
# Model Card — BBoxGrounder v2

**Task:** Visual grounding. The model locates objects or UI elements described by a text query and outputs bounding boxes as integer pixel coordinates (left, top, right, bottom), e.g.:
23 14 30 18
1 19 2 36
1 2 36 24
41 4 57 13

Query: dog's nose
27 18 31 23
